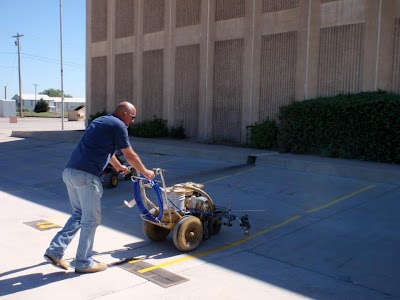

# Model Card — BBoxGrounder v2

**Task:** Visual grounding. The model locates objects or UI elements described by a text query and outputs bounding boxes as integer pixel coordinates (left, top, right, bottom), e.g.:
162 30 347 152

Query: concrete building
86 0 400 143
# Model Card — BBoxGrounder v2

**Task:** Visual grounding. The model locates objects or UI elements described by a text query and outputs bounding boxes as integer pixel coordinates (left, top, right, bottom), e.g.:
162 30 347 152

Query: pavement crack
246 250 392 297
375 186 400 198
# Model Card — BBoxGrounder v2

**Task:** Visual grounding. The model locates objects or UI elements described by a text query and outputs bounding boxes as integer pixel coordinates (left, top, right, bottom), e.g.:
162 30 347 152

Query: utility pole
33 83 39 105
60 0 65 130
13 33 24 117
4 86 6 99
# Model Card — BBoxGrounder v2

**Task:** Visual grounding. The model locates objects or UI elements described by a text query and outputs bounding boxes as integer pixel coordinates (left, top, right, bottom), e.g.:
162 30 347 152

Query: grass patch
18 112 68 118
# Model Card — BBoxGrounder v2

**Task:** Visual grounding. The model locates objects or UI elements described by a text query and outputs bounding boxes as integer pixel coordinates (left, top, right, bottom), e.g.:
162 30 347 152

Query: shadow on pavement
0 263 79 297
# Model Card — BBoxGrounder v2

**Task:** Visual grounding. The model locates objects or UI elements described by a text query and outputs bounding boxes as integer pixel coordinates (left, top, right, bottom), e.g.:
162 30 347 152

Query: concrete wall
86 0 400 143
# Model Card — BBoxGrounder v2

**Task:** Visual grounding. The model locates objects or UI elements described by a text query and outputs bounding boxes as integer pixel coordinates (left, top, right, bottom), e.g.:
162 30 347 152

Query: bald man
44 101 155 273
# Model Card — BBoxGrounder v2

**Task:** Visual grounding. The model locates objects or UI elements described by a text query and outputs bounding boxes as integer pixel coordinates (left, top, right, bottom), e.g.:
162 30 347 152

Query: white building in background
12 94 54 111
12 94 85 112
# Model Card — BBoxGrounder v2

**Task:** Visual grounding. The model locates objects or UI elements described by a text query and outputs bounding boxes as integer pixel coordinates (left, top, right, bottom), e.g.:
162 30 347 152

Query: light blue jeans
45 168 103 270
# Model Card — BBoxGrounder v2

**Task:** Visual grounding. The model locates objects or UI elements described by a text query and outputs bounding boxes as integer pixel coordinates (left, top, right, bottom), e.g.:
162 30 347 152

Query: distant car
100 152 135 188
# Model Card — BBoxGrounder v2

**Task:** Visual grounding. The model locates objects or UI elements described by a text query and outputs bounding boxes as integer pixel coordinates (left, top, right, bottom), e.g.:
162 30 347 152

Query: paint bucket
170 187 185 210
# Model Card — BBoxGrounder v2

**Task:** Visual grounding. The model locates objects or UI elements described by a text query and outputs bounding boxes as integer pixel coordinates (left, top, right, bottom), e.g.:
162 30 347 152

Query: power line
19 32 79 48
21 52 85 68
0 52 85 67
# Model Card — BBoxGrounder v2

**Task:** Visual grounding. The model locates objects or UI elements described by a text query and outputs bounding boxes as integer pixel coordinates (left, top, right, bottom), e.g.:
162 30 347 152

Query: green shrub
34 99 50 113
169 123 186 139
129 117 168 138
89 110 107 122
278 90 400 164
248 118 278 149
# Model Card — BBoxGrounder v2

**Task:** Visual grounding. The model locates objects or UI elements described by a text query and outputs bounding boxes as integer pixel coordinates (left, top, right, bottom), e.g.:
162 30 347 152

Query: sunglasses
130 114 136 120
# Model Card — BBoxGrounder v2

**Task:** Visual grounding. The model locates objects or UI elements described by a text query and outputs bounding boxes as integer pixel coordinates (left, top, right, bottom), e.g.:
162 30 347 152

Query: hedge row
277 91 400 164
89 112 185 139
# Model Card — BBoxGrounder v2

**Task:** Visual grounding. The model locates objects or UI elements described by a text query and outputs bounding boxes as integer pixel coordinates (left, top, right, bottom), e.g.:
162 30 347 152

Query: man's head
113 101 137 127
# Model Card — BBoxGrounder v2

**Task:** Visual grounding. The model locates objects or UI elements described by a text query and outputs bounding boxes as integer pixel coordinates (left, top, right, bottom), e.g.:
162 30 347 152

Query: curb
10 130 400 186
11 130 84 143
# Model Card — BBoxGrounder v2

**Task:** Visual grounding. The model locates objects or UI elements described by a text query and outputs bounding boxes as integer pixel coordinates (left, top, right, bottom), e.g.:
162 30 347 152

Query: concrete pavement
0 117 399 299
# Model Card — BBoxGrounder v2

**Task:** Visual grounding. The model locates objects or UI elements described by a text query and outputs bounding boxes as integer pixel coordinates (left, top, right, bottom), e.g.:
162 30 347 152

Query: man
44 101 155 273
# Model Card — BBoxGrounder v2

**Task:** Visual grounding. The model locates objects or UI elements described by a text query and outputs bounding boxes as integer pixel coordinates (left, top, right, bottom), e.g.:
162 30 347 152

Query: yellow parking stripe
306 184 375 213
138 184 375 274
138 215 301 273
202 167 256 184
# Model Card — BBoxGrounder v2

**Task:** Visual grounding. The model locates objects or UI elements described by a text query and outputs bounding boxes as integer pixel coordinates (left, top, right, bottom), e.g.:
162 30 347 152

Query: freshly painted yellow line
202 167 256 184
306 184 375 213
138 184 375 274
138 215 301 273
115 204 127 209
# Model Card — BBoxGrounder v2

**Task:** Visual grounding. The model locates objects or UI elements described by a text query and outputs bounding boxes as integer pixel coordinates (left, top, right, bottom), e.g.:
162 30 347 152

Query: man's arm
120 146 155 180
109 154 129 175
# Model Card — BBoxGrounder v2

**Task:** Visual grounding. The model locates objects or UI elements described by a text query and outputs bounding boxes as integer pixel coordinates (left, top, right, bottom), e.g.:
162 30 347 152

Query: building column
164 0 176 126
134 0 144 118
242 0 261 143
376 0 398 91
198 0 215 141
106 0 116 111
301 0 321 100
362 0 382 91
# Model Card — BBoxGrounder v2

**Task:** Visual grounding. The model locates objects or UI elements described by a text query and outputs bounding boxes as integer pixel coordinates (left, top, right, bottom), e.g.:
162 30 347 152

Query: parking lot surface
0 117 399 299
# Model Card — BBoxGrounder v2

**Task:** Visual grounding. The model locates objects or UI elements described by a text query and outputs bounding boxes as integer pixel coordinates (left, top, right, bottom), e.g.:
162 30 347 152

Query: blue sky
0 0 86 99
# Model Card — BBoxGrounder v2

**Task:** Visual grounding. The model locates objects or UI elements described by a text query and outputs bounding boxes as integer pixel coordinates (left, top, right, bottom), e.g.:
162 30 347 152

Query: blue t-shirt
66 114 131 176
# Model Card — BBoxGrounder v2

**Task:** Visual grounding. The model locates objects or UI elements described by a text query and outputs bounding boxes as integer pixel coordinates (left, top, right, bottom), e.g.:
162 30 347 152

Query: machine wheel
173 216 203 252
103 172 118 188
211 216 222 235
143 221 170 241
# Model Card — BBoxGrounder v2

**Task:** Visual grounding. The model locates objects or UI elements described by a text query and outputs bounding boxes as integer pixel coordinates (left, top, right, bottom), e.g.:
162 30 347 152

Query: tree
41 88 72 98
34 98 50 113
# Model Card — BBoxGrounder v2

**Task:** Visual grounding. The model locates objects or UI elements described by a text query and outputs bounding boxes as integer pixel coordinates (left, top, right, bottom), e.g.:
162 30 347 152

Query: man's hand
116 165 130 176
142 169 155 180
